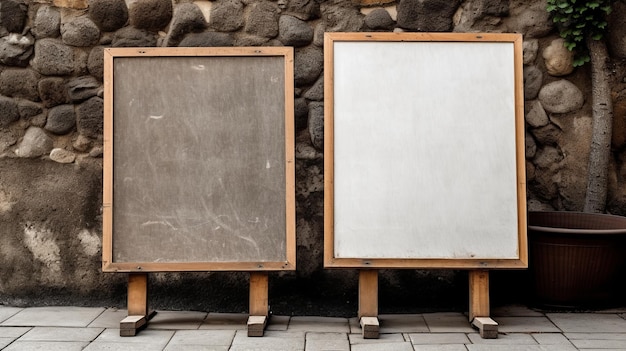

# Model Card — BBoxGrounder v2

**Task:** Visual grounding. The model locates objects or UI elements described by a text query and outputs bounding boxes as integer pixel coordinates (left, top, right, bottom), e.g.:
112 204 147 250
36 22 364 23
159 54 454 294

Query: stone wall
0 0 625 312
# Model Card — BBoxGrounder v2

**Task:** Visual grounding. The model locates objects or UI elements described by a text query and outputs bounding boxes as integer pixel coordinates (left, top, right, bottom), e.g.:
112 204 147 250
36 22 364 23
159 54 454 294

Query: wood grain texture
249 272 269 316
469 270 490 321
127 273 148 316
358 269 378 317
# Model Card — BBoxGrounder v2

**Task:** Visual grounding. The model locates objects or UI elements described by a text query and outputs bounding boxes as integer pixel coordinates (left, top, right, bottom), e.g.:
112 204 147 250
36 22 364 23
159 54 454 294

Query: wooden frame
324 32 527 269
103 47 295 272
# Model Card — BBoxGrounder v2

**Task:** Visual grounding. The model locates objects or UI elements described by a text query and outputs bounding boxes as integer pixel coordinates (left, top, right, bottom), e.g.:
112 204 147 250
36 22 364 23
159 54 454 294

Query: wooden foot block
360 316 380 339
472 317 498 339
120 315 147 337
247 315 267 337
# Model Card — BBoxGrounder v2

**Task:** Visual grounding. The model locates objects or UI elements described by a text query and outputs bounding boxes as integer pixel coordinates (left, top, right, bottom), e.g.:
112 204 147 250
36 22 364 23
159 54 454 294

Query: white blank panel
331 40 520 260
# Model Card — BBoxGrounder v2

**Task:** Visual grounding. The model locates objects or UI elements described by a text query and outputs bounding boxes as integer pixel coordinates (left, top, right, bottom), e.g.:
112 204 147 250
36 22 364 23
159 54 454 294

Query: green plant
546 0 612 66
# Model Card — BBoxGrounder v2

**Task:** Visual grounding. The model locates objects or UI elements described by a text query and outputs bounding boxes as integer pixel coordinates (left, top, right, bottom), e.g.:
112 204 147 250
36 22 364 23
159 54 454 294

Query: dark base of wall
0 269 528 316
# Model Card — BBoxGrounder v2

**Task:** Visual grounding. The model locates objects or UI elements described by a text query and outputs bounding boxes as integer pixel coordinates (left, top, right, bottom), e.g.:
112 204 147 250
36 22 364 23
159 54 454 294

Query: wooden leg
248 272 269 337
469 270 498 339
120 273 150 336
358 269 379 339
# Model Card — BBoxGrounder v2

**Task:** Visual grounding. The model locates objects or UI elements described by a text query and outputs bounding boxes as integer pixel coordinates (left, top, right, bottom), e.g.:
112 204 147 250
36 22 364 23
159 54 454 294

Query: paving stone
84 342 167 351
165 330 234 346
288 316 349 333
3 341 88 351
351 341 415 351
88 309 128 328
569 338 626 349
532 333 574 345
0 326 30 337
18 327 104 341
93 328 175 347
413 344 467 351
408 332 469 344
492 305 545 317
0 338 15 349
467 333 538 345
305 338 350 351
4 305 626 350
565 333 626 340
164 345 228 351
199 313 247 330
266 315 290 331
413 346 468 351
230 329 304 351
547 313 626 333
466 345 577 351
565 332 626 350
496 317 560 333
349 332 404 344
423 313 474 333
1 307 105 327
306 332 347 340
0 307 23 323
349 317 361 334
146 310 207 330
379 314 429 333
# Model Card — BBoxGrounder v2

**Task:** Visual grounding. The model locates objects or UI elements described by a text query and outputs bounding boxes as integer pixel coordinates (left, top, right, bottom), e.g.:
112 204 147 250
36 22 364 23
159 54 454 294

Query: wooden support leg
358 269 379 339
469 270 498 339
120 273 151 336
248 272 269 337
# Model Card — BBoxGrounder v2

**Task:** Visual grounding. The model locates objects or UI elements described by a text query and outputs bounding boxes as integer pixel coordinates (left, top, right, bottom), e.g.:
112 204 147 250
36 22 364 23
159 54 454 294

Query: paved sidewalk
2 305 626 350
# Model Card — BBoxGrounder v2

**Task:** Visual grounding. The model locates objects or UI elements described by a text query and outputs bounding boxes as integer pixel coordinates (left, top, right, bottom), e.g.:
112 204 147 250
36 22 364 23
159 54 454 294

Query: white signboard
324 33 527 269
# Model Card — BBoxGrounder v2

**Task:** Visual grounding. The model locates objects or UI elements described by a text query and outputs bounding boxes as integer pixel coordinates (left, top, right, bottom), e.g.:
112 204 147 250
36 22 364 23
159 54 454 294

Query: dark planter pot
528 211 626 309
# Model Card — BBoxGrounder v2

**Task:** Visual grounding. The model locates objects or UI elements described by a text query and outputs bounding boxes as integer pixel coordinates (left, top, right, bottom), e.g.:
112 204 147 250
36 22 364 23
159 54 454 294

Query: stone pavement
2 305 626 350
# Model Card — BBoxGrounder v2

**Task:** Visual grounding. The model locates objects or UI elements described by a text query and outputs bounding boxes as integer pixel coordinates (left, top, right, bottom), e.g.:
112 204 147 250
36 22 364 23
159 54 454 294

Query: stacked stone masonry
0 0 626 308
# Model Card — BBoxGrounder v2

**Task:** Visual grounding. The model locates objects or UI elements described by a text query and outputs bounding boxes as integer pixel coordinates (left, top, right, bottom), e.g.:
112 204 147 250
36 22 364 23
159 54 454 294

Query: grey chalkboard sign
103 48 295 272
324 33 527 269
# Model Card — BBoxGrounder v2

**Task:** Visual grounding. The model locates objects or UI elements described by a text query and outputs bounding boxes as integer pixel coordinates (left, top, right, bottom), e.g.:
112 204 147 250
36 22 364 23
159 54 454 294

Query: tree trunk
583 37 613 213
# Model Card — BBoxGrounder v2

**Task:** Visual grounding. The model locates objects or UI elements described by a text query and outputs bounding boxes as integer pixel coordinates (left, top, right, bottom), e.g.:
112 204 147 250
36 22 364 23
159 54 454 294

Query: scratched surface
112 56 287 263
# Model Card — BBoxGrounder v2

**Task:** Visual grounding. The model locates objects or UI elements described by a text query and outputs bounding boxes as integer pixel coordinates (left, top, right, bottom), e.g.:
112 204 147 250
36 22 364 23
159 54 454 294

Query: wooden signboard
323 33 527 338
324 32 527 269
102 47 296 273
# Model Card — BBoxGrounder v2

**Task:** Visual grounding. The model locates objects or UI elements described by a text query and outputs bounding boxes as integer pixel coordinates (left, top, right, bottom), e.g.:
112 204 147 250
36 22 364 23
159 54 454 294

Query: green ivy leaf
547 0 611 68
573 55 590 67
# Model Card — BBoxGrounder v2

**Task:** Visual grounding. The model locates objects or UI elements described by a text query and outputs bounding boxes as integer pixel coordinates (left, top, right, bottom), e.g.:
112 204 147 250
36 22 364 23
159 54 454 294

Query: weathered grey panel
112 56 286 263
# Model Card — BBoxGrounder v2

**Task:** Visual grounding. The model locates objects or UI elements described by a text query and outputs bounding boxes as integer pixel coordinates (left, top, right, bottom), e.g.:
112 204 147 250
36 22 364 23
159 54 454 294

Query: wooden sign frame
103 47 296 273
324 32 527 269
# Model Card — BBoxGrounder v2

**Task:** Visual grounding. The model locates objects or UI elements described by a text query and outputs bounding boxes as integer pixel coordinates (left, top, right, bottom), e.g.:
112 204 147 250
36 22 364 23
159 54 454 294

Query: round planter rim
528 211 626 235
